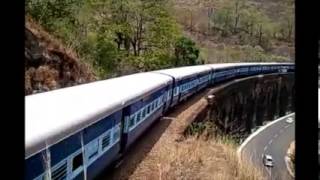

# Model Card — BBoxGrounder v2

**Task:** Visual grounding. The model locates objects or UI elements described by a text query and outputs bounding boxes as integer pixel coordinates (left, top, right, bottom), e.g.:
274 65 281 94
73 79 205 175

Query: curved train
25 62 294 180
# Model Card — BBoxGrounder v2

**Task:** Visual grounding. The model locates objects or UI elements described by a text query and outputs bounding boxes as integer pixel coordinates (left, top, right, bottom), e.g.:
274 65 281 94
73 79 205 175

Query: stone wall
206 73 294 138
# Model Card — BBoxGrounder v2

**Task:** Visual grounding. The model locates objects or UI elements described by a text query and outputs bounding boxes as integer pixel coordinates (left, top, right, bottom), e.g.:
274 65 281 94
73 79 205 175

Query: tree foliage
26 0 200 78
208 0 294 49
174 37 200 66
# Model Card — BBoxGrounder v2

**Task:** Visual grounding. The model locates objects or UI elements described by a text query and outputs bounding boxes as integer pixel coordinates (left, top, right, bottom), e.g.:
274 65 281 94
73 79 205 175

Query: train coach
25 62 294 180
25 72 174 180
153 65 212 107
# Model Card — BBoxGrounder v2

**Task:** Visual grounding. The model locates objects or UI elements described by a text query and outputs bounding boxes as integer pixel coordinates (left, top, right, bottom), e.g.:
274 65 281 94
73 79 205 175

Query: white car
286 117 294 123
263 154 274 167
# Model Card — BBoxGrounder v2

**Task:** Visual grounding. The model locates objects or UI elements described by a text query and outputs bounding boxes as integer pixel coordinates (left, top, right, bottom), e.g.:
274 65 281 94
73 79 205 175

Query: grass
155 135 266 180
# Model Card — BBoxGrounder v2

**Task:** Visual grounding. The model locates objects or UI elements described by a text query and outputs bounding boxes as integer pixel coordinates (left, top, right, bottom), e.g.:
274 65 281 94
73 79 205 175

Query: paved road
241 114 295 180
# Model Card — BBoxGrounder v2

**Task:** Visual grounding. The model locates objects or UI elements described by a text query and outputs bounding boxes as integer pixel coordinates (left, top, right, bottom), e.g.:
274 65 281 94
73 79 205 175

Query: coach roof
153 65 211 80
25 72 172 158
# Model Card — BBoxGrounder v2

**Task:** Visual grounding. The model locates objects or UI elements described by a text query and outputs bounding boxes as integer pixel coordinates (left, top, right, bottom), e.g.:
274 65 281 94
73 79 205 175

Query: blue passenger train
25 62 294 180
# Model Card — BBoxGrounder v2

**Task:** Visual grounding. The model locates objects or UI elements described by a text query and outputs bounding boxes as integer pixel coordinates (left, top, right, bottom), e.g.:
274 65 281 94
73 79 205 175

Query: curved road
240 114 295 180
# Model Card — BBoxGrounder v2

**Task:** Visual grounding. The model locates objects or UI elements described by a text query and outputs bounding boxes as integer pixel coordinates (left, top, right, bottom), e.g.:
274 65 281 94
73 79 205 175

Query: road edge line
237 113 295 159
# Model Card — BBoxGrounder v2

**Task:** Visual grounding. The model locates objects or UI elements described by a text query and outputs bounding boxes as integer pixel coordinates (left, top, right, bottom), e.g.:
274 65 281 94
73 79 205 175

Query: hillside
25 16 96 95
25 0 201 80
25 0 293 83
171 0 294 63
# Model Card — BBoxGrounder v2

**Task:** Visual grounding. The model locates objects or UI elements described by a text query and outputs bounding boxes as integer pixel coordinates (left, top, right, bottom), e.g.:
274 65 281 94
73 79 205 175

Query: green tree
174 37 200 66
26 0 183 78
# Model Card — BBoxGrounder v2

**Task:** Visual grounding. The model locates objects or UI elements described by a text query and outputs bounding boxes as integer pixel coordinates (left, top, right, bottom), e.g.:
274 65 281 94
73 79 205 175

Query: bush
174 37 200 66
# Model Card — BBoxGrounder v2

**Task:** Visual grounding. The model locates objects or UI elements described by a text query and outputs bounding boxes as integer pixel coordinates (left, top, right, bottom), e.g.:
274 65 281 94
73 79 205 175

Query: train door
177 81 182 103
119 106 131 154
169 78 175 107
162 85 170 113
211 69 216 85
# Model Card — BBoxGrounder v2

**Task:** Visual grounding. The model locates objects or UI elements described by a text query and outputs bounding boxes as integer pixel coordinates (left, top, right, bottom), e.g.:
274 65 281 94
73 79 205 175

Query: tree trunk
137 16 143 56
233 0 240 34
131 38 137 56
287 22 292 42
190 10 194 32
258 24 263 45
124 36 131 56
207 7 214 36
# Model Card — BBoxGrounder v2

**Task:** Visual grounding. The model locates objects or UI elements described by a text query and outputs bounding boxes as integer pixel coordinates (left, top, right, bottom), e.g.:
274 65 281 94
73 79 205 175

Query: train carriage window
72 153 83 171
155 99 158 108
137 111 141 123
147 105 150 114
150 103 153 112
102 133 111 149
140 109 144 119
129 115 135 128
154 101 157 108
51 161 67 180
133 114 137 124
142 108 146 118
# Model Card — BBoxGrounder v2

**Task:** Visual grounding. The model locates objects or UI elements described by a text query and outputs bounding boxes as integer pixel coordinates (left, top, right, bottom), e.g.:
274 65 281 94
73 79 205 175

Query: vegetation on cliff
25 16 96 95
26 0 202 80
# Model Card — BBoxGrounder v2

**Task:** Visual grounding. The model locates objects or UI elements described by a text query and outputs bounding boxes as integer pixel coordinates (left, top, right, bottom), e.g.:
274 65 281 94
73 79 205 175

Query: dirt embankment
102 89 266 180
25 16 96 95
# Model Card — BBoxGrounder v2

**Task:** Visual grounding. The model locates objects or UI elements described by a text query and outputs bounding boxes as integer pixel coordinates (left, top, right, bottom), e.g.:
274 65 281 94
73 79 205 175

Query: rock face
285 141 295 177
25 16 96 95
207 73 294 138
287 141 295 165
